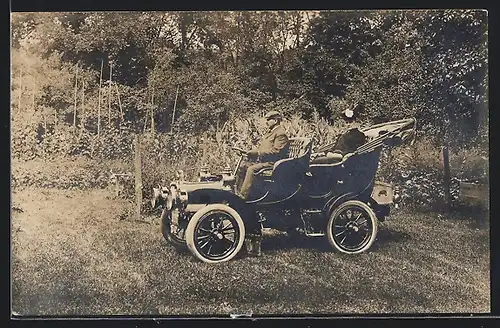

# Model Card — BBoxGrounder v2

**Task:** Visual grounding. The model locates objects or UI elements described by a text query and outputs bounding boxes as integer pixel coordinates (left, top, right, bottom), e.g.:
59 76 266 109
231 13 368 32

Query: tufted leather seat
255 137 313 180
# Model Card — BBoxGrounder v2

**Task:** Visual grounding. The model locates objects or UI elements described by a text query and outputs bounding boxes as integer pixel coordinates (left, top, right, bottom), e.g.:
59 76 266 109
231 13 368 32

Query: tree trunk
143 115 148 134
134 134 143 221
151 84 155 135
81 81 85 130
280 15 288 70
115 83 124 122
180 14 187 55
108 60 113 126
201 131 208 165
442 146 451 213
295 12 301 48
98 59 104 138
42 113 47 159
171 85 179 133
73 64 79 127
268 67 278 102
30 76 36 127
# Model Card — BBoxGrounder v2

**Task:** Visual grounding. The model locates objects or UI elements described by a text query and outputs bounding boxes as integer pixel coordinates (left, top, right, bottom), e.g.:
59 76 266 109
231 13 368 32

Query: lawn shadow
261 232 328 253
370 226 413 251
407 202 489 228
450 204 490 230
160 241 192 256
164 227 415 262
260 226 414 254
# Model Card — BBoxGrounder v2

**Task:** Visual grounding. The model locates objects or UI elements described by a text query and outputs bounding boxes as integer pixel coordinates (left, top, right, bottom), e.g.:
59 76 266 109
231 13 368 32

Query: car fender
186 188 254 225
323 192 357 217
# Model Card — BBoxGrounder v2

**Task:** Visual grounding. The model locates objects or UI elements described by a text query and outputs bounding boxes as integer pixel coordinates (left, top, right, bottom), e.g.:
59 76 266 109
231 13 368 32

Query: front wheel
160 208 187 249
326 200 378 254
185 204 246 263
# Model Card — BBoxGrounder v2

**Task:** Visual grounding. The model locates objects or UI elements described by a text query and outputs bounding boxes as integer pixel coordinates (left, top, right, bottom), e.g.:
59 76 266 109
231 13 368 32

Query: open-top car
152 118 416 263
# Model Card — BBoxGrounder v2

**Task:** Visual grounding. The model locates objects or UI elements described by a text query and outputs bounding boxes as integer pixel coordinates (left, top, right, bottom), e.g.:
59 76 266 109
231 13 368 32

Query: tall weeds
12 110 489 212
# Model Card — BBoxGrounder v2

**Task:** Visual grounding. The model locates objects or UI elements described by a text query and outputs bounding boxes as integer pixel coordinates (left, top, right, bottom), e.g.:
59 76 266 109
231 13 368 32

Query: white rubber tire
326 200 378 254
185 204 246 263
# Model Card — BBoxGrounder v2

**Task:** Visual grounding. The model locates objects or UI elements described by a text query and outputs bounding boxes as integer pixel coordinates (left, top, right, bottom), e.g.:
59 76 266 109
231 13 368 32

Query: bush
450 145 489 183
11 103 489 213
377 135 488 210
11 157 112 191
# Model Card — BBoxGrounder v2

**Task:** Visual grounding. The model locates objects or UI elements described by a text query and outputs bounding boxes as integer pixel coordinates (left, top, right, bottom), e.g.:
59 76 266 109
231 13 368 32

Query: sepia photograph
10 9 489 316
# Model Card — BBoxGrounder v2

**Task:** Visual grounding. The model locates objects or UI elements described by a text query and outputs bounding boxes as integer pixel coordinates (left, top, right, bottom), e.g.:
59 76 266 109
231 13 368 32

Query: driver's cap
265 110 282 120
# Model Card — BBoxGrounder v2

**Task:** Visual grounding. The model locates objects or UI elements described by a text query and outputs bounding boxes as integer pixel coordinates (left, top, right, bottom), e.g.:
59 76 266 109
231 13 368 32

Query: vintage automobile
151 118 416 263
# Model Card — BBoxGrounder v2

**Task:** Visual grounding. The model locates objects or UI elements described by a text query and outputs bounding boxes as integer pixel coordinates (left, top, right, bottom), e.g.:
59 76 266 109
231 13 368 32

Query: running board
303 209 322 214
304 232 325 237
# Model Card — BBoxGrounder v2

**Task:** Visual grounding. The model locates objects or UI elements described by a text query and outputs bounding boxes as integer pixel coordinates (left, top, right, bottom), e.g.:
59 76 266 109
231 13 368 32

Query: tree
415 9 488 144
328 11 426 124
293 11 384 119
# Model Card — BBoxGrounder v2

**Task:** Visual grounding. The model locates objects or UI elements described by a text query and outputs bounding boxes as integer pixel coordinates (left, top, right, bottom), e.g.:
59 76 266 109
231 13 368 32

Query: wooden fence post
115 83 124 122
97 59 104 138
73 64 79 127
442 145 451 212
151 83 155 135
134 134 143 221
81 81 85 130
108 60 113 126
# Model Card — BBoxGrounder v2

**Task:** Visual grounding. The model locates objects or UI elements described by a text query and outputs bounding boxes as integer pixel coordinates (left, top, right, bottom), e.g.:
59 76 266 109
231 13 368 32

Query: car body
152 118 416 263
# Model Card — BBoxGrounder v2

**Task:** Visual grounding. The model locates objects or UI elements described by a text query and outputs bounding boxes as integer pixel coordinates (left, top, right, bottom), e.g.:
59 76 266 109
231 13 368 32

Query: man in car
236 110 289 256
237 110 289 200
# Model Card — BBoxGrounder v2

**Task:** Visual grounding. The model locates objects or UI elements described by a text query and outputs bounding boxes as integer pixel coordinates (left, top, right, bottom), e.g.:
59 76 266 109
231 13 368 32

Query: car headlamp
166 185 178 210
165 191 174 210
179 190 188 203
151 187 162 209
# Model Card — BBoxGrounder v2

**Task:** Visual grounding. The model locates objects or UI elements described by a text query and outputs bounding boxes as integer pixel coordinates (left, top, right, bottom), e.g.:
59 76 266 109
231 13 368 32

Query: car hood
173 180 228 192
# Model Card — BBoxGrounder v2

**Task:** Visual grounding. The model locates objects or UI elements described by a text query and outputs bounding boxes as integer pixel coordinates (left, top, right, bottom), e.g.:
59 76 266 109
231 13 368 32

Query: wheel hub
210 228 225 240
347 222 359 232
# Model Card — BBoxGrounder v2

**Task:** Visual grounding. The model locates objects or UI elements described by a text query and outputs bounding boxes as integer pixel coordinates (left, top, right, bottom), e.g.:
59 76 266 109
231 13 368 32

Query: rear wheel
185 204 245 263
326 200 378 254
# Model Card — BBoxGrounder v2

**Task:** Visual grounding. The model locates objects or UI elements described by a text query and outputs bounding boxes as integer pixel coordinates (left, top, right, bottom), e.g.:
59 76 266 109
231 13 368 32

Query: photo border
7 0 497 325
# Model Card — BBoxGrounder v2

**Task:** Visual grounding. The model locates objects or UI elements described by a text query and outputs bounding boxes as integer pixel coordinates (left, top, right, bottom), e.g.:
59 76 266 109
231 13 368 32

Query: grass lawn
11 186 489 316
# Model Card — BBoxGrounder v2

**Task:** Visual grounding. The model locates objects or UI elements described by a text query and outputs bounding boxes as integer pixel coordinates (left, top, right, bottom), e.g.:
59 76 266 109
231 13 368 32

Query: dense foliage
11 10 488 209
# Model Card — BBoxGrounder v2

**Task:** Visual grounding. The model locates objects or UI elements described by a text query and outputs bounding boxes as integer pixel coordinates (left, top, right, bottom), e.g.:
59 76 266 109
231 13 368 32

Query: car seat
255 137 313 183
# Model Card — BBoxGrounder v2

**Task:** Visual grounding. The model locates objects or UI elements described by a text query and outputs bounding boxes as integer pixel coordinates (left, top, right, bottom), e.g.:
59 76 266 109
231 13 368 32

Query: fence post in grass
115 83 124 122
442 145 451 213
97 58 104 138
108 60 113 126
151 83 155 135
134 134 143 221
73 63 79 127
81 80 85 130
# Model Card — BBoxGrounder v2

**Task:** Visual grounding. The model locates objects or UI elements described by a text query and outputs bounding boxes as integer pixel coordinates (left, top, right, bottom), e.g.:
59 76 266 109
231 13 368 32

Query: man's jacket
256 125 289 163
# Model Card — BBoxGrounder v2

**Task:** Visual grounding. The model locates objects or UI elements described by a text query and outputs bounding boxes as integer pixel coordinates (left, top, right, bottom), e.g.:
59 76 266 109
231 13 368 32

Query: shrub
11 101 489 213
450 145 489 183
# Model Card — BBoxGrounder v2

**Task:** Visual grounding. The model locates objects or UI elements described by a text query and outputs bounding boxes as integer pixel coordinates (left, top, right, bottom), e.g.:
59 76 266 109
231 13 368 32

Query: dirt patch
11 187 490 316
